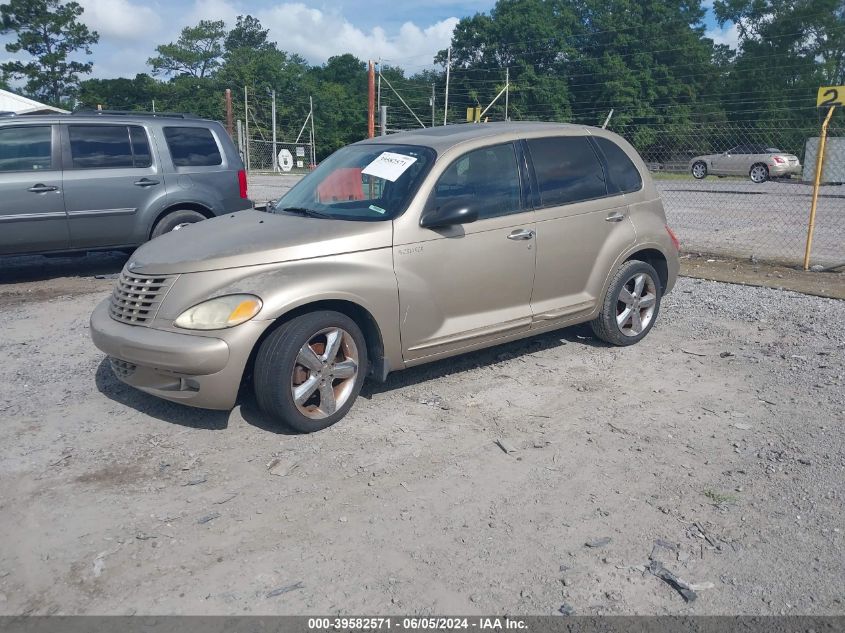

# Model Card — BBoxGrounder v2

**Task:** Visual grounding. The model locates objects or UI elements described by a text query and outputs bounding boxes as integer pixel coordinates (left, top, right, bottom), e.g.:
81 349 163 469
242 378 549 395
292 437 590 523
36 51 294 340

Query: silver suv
91 122 680 433
0 111 251 256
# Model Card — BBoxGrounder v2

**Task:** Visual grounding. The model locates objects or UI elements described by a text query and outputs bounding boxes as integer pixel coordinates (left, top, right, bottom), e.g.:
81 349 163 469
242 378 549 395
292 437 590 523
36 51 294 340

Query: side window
129 126 152 168
0 126 52 172
164 127 222 167
431 143 521 220
594 137 642 194
69 125 134 168
526 136 607 206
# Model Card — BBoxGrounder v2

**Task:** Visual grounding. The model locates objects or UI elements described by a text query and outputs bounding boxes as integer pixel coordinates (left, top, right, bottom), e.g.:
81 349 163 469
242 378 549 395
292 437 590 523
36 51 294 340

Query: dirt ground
0 253 843 616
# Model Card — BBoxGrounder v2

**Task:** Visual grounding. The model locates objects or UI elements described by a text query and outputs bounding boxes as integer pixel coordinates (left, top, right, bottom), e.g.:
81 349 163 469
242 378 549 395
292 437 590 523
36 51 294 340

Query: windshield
272 143 436 221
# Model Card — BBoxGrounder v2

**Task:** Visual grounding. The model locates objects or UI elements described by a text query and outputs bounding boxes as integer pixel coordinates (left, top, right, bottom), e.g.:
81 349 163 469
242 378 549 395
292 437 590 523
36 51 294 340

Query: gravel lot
248 174 845 267
1 258 843 616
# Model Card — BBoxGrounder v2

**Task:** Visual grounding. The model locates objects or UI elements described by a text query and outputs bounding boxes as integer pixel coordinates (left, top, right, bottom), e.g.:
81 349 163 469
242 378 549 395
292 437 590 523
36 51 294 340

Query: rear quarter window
526 136 607 206
164 126 222 167
593 136 642 194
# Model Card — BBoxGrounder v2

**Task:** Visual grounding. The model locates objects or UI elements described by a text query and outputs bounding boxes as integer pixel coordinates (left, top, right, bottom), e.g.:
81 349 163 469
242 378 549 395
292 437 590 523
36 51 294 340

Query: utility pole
271 89 277 172
443 46 451 126
504 68 509 121
368 60 375 138
431 83 435 127
225 89 233 137
310 95 316 168
243 87 250 171
380 105 387 136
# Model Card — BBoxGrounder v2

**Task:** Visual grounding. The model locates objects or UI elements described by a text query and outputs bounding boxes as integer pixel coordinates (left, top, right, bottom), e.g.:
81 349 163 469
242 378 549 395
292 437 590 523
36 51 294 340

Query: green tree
77 73 161 111
0 0 99 105
225 14 271 52
147 19 226 78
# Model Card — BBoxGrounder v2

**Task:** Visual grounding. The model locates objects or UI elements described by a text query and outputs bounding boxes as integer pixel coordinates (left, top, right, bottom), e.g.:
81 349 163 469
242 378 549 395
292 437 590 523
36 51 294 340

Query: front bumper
90 298 270 410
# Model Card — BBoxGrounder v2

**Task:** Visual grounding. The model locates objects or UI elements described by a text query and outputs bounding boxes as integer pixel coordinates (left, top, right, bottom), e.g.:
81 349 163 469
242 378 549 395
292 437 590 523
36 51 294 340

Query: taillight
237 169 248 199
772 156 786 164
665 225 680 251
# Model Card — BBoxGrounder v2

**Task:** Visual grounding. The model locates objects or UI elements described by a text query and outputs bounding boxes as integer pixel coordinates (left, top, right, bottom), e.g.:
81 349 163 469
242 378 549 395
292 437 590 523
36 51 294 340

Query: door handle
507 228 535 240
605 211 625 222
27 184 58 193
134 178 160 187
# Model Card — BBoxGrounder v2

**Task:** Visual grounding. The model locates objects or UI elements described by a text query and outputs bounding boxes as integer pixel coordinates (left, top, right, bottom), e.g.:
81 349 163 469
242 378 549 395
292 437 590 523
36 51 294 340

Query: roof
357 121 586 153
0 89 68 115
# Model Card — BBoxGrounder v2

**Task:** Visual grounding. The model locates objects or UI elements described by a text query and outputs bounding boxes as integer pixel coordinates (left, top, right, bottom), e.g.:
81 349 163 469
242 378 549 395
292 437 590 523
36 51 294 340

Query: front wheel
151 209 207 238
691 161 707 179
749 163 769 184
591 260 662 346
253 311 367 433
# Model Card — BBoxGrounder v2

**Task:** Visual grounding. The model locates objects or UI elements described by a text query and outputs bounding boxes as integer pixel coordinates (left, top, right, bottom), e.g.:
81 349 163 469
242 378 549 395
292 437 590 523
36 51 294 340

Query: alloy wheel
750 165 768 183
290 327 359 419
616 273 658 337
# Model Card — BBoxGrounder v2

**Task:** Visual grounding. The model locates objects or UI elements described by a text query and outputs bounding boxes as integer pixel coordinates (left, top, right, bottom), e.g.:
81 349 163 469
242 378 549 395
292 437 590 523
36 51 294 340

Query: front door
0 124 68 255
393 142 536 363
62 124 163 249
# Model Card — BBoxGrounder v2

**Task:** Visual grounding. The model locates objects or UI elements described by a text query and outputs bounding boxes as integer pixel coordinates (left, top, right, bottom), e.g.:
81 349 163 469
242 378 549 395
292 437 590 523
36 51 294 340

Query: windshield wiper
279 206 333 219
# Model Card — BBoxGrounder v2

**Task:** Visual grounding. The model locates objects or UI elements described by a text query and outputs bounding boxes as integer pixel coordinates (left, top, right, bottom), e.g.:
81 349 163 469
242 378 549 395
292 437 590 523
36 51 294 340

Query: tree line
2 0 843 159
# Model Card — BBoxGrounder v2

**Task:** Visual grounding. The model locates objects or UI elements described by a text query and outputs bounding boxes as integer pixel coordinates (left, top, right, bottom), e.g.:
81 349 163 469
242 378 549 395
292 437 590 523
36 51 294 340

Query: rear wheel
254 311 367 433
749 163 769 184
151 209 207 238
591 260 662 346
691 161 707 179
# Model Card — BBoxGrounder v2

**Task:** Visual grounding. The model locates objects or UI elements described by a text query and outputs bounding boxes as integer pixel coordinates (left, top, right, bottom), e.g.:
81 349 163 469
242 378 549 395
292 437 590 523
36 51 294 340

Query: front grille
109 270 176 325
109 357 137 378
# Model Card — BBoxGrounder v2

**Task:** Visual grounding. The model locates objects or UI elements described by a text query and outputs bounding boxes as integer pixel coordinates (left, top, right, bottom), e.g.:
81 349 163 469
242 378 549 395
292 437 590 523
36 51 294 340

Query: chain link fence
244 139 313 174
611 120 844 268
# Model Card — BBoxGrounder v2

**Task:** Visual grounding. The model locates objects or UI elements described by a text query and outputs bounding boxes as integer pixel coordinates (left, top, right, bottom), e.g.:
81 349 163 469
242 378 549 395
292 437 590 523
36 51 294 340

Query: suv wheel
749 163 769 184
151 209 207 238
591 260 662 346
254 311 368 433
691 161 707 179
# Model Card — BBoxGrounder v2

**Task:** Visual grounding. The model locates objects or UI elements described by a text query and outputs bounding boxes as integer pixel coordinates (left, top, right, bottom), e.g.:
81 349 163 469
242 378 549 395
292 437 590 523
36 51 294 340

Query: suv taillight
237 169 248 199
665 225 680 251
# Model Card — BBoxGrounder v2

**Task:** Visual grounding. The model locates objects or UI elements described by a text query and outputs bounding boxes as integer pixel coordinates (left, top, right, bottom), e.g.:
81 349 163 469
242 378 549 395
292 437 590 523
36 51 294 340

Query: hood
129 210 393 274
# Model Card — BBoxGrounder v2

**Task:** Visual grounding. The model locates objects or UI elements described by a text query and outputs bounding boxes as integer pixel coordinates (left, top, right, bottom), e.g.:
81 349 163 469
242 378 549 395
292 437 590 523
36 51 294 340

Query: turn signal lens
174 294 262 330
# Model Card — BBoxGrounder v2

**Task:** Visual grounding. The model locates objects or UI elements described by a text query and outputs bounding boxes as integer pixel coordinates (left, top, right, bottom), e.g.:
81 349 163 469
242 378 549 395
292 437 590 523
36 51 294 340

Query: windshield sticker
368 204 387 214
361 152 418 182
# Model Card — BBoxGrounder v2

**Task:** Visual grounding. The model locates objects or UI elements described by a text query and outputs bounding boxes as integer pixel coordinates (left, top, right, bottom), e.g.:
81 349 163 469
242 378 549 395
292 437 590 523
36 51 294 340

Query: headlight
174 294 263 330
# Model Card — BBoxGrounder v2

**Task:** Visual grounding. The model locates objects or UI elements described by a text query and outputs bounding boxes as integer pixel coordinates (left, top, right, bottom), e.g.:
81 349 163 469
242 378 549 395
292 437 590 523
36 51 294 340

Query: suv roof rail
71 109 201 119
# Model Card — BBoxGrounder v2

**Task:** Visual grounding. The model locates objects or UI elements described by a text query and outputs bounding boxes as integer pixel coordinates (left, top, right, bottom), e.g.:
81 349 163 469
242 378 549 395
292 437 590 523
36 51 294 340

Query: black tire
749 163 769 184
151 209 207 239
691 161 708 179
590 260 662 346
253 311 368 433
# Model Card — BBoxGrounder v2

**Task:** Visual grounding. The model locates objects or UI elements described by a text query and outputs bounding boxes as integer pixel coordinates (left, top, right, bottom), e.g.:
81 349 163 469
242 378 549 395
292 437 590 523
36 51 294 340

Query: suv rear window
0 126 52 172
68 125 152 169
164 127 222 167
527 136 607 206
594 137 642 194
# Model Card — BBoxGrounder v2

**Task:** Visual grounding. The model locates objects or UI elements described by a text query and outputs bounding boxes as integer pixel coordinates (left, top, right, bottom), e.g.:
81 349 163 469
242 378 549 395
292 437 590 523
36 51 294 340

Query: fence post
803 105 836 270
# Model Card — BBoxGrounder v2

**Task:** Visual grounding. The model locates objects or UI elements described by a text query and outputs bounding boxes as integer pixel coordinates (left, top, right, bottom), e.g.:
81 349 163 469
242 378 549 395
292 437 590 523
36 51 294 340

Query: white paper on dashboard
361 152 418 182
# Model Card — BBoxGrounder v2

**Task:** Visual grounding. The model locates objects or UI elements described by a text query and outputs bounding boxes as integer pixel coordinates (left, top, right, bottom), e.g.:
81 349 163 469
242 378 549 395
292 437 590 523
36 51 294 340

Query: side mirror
420 199 479 229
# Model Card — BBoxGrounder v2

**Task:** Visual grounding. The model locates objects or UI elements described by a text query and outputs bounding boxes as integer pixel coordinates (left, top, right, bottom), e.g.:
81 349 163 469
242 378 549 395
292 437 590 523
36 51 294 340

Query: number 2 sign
817 86 845 107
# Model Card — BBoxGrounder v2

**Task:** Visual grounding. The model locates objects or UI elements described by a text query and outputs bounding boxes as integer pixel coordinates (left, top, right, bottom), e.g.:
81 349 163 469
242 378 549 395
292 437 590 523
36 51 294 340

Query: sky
2 0 739 81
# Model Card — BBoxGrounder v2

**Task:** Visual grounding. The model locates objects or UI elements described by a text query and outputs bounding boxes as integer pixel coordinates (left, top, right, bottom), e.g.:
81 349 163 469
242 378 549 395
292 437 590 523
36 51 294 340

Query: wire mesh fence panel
609 121 844 268
247 139 313 174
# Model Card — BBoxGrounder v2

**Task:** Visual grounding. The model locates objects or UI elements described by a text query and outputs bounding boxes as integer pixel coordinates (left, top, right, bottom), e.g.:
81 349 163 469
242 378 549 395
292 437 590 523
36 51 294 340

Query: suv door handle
134 178 160 187
27 184 58 193
507 228 535 240
605 211 625 222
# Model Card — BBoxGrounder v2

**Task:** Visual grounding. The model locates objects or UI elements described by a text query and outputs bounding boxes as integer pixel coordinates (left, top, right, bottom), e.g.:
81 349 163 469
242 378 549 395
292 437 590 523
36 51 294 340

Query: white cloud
188 0 241 27
707 22 739 49
77 0 162 41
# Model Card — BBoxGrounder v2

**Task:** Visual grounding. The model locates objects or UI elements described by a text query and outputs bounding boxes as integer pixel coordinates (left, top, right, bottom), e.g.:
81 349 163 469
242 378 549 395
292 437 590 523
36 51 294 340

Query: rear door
62 123 164 249
0 124 68 255
526 134 637 324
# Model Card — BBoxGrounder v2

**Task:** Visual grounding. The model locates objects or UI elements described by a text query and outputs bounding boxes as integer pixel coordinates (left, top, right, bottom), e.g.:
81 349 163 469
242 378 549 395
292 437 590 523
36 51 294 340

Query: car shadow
95 323 605 434
0 251 130 284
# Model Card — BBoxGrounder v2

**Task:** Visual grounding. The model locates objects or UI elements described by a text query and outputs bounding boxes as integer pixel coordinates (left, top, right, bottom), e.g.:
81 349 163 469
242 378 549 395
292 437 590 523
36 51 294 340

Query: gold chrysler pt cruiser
91 122 680 432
